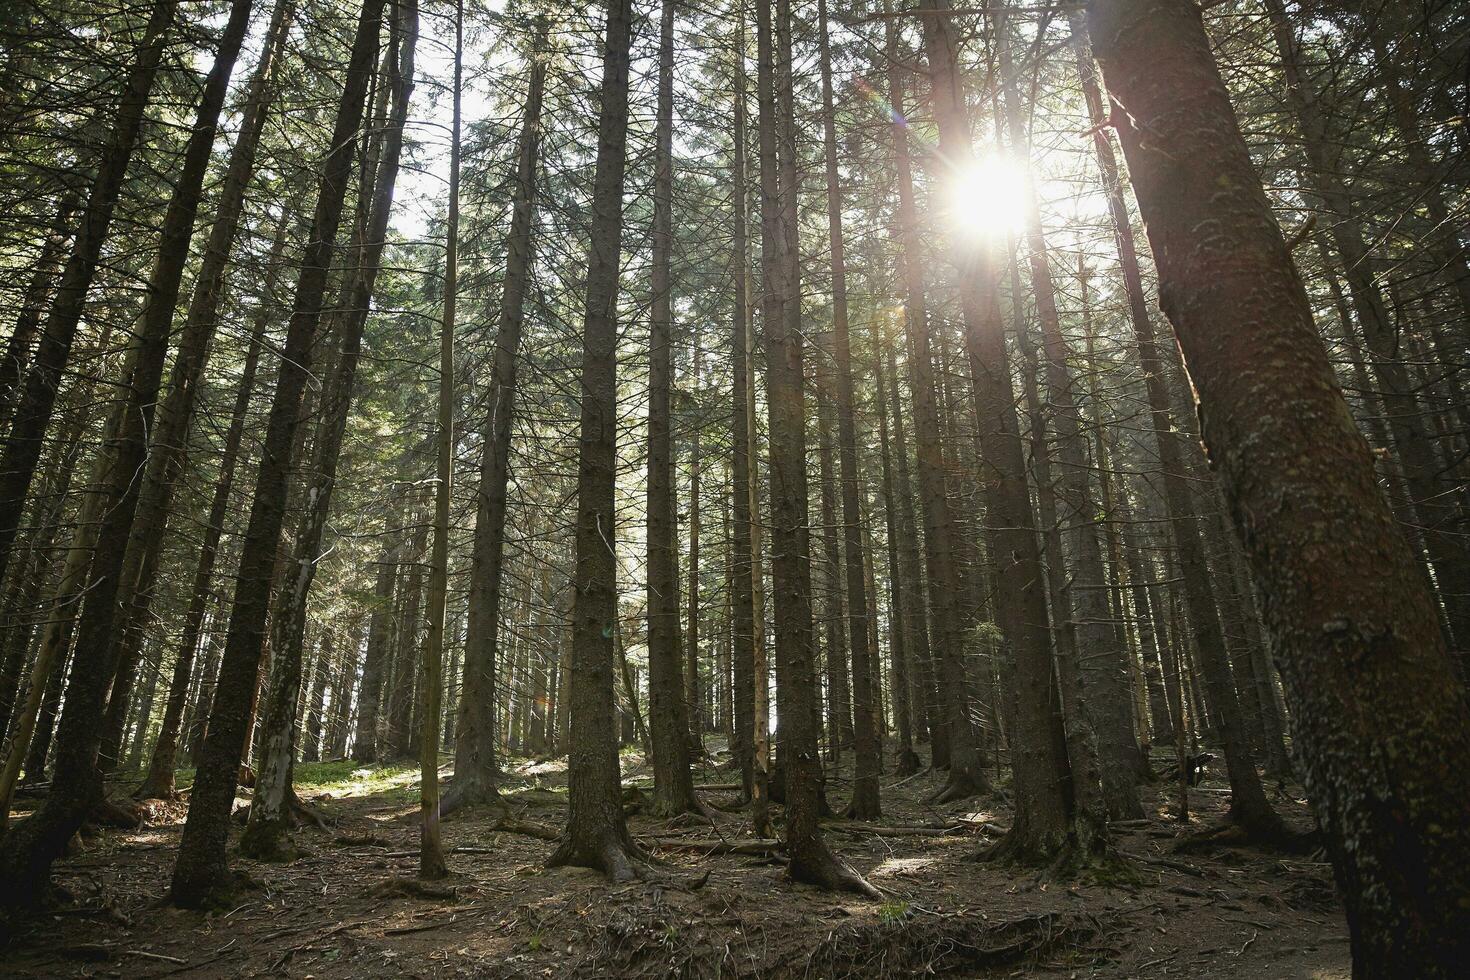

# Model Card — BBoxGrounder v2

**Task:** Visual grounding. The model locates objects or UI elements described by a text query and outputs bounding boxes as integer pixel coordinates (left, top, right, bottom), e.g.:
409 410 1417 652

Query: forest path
3 746 1347 977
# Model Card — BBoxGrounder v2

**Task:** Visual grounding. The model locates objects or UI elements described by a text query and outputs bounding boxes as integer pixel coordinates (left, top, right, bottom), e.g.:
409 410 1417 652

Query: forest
0 0 1466 975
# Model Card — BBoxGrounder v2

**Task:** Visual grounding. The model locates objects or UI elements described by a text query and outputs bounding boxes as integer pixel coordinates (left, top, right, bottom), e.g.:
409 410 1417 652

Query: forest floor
3 741 1348 978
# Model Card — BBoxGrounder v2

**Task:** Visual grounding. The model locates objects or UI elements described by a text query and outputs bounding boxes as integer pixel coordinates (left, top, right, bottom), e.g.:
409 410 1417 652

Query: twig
125 950 188 965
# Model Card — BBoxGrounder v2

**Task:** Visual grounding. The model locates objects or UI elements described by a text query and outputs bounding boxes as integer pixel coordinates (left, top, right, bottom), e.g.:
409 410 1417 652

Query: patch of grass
293 760 422 802
878 900 912 924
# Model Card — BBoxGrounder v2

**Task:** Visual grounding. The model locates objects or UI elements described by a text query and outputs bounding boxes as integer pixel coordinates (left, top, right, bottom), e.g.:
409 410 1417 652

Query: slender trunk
353 538 401 762
884 6 978 798
418 0 455 879
135 222 285 800
0 0 259 899
242 2 415 860
760 0 873 896
996 4 1141 819
100 0 299 773
645 0 698 819
454 20 548 810
870 315 920 774
547 0 644 881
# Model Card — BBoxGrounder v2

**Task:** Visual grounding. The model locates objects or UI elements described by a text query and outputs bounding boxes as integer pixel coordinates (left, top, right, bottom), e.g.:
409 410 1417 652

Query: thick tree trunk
1089 1 1470 971
1070 9 1282 840
352 539 400 763
169 0 387 908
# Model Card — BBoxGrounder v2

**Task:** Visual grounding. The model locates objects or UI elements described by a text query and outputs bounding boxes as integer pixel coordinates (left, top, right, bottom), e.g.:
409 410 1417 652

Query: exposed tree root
1175 819 1320 855
369 876 458 901
85 797 144 831
929 775 982 806
788 838 883 898
435 779 503 821
489 813 560 841
548 830 660 884
805 908 1109 978
643 836 784 856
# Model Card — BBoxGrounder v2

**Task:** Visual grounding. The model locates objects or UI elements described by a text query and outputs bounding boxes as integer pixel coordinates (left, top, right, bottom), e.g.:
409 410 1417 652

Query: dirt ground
2 743 1348 978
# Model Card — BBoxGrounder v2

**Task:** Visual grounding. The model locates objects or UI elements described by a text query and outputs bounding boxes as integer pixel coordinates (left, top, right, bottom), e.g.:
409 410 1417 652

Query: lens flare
944 153 1030 243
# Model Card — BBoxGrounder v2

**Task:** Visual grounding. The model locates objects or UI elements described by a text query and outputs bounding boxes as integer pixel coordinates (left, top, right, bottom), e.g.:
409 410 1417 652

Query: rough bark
0 0 258 902
546 0 647 882
1070 8 1282 840
1089 1 1470 971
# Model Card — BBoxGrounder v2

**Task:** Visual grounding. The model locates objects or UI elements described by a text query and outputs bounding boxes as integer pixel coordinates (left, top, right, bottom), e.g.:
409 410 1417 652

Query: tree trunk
1070 8 1282 840
419 0 455 880
546 0 645 882
883 6 978 800
169 0 387 908
1089 1 1470 970
0 0 259 901
99 0 298 775
996 4 1142 819
645 0 699 820
452 19 547 812
136 221 285 801
760 0 873 896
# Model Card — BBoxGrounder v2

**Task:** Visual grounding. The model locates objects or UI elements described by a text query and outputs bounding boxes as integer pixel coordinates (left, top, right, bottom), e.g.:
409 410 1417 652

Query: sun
943 152 1030 243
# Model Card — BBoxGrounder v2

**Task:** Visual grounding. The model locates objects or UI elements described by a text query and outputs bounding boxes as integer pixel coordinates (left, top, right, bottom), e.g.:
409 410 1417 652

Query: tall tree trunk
135 226 284 800
870 315 921 775
1070 9 1282 840
761 0 874 896
996 3 1143 819
546 0 645 881
918 0 1098 862
814 367 852 757
241 2 415 861
1089 1 1470 971
452 18 547 813
169 0 387 908
646 0 699 819
99 0 299 774
418 0 456 880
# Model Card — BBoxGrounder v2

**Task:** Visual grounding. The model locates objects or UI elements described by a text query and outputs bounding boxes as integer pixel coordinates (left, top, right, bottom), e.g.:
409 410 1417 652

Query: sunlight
944 153 1031 243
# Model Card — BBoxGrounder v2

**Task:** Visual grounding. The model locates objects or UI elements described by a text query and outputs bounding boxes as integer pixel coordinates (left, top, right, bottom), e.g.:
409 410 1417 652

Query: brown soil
1 746 1348 978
